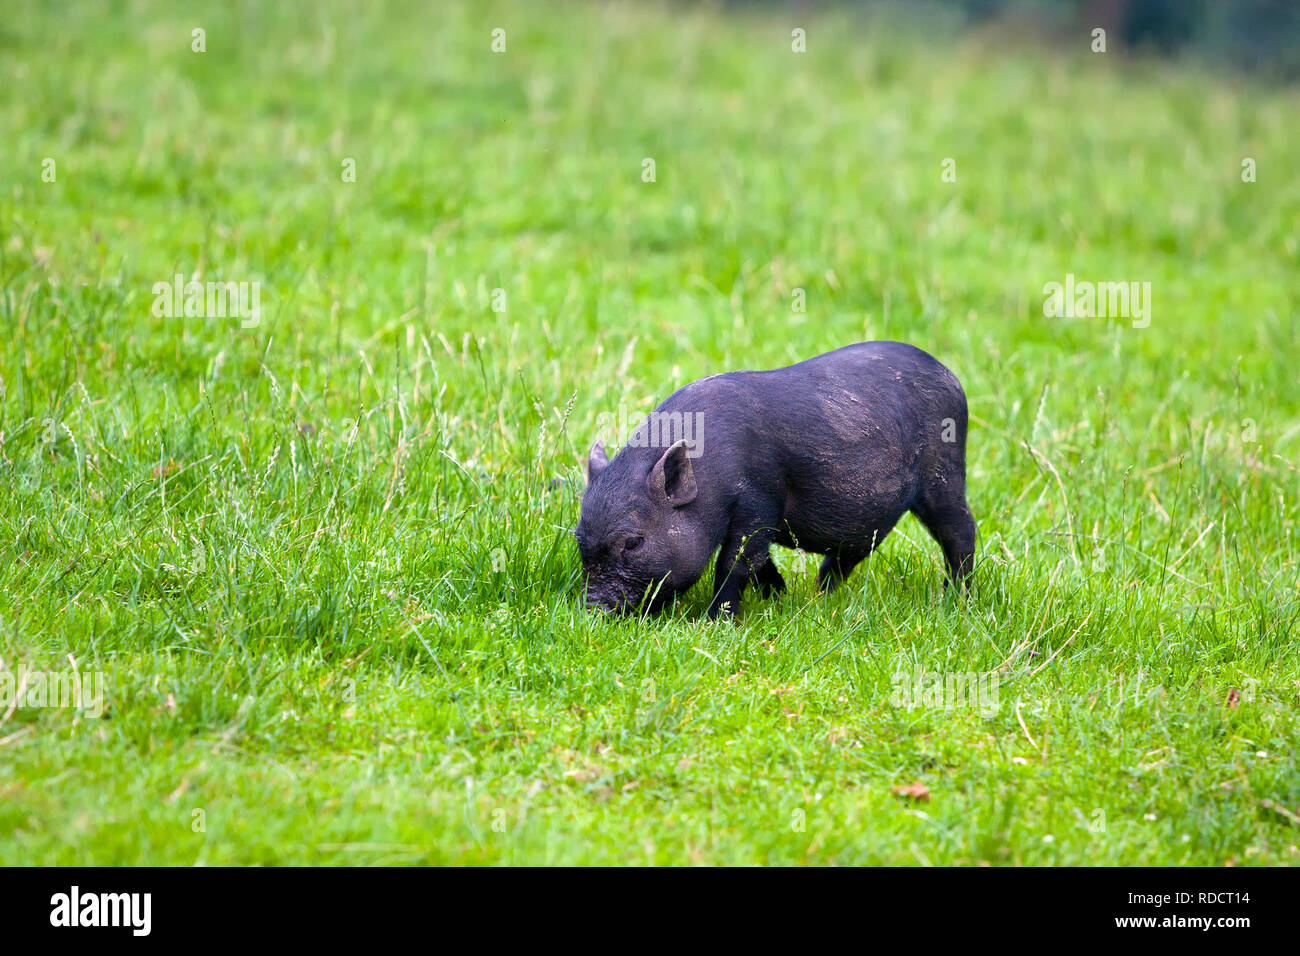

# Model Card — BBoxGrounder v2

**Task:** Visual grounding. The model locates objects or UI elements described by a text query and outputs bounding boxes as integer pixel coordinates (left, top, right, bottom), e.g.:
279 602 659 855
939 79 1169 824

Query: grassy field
1 0 1298 865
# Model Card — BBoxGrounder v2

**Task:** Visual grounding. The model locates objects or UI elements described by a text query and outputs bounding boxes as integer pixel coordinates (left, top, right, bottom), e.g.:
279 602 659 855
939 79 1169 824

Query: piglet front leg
706 519 779 619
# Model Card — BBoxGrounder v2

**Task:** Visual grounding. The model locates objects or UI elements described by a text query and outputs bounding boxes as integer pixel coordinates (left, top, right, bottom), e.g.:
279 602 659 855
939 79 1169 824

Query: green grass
1 0 1298 865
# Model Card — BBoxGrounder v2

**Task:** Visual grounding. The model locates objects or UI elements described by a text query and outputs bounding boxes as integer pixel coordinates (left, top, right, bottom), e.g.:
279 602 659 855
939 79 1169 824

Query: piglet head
576 438 710 614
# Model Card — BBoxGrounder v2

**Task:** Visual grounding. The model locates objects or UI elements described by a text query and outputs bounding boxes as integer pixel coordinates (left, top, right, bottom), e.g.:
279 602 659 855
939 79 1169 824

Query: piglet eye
624 536 643 553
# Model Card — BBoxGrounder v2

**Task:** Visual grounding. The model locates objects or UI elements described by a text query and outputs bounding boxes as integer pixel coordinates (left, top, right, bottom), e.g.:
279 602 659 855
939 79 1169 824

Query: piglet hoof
943 577 973 600
706 599 736 621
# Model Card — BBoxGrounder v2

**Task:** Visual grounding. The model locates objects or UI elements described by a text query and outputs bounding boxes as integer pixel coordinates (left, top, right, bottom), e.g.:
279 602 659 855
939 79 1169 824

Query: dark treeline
729 0 1300 76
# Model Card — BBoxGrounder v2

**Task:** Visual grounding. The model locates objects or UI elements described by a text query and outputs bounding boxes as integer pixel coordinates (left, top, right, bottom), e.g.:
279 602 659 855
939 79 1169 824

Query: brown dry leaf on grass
893 781 931 802
1226 688 1241 708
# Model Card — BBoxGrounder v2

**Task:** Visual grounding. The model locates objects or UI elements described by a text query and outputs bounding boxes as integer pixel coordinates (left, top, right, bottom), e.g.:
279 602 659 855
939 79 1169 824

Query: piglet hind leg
911 488 976 590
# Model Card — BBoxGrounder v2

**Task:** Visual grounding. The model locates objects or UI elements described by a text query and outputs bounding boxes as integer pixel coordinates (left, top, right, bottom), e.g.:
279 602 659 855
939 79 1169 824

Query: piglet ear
586 441 609 485
649 439 697 506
